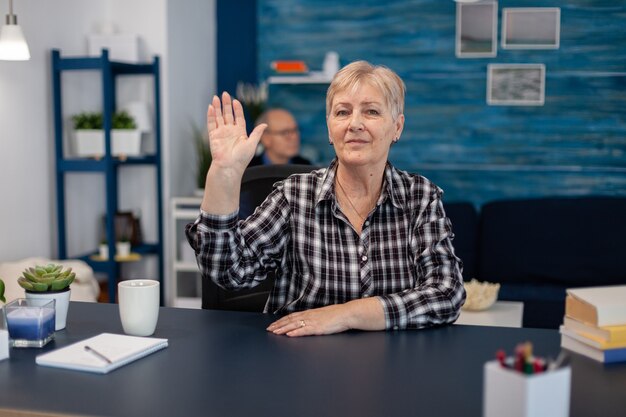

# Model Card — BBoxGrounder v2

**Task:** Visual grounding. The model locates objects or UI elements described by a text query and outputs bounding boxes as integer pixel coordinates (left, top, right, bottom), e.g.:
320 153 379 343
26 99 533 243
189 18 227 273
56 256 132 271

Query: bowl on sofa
462 279 500 311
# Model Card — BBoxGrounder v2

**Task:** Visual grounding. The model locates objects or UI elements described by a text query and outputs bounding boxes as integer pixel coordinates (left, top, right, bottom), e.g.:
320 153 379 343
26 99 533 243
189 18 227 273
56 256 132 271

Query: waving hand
207 92 267 174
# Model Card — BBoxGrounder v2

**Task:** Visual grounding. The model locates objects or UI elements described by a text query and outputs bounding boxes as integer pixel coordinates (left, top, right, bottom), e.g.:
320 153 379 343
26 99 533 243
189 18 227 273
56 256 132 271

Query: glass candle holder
4 298 56 348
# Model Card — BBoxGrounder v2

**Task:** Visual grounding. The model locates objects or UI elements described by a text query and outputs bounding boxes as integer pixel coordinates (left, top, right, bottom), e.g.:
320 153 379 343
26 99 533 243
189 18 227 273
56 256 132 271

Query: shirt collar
315 158 404 210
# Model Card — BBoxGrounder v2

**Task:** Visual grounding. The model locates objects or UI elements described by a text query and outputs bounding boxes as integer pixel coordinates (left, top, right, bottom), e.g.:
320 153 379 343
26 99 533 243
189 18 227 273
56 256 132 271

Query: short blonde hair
326 60 405 120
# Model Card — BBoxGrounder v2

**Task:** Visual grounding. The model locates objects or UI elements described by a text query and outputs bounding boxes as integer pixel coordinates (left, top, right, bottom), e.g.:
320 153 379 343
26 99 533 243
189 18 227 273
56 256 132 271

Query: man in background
248 108 311 166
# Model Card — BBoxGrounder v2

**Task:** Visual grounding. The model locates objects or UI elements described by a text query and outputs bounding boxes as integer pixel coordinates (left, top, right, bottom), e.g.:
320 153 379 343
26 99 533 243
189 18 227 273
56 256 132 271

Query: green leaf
18 277 49 291
50 277 72 291
0 279 5 303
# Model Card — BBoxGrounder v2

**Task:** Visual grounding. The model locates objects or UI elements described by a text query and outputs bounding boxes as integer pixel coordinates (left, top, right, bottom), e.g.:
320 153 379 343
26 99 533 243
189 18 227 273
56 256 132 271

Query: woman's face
327 82 404 169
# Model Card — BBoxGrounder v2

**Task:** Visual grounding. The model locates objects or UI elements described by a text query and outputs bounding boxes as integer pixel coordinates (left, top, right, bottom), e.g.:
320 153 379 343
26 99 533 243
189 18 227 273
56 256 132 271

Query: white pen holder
483 360 570 417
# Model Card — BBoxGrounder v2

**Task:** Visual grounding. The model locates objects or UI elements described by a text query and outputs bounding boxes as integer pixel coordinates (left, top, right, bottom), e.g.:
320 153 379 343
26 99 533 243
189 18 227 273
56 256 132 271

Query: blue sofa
446 197 626 329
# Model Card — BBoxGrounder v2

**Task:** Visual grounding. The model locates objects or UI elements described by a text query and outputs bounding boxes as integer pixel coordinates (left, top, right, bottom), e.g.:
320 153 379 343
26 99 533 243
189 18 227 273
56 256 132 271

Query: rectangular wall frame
487 63 546 106
456 1 498 58
502 8 561 49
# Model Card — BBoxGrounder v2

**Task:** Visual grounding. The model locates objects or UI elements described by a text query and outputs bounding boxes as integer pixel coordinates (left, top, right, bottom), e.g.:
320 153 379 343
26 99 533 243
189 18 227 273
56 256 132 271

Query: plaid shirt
186 159 465 329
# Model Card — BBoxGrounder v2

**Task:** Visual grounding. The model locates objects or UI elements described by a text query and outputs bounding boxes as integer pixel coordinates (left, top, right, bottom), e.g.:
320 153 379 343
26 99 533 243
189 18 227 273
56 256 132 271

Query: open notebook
36 333 168 374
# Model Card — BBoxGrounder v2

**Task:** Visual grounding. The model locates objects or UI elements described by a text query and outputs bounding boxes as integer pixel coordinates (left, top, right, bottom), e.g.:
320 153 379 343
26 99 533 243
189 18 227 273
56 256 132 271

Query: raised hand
207 92 267 174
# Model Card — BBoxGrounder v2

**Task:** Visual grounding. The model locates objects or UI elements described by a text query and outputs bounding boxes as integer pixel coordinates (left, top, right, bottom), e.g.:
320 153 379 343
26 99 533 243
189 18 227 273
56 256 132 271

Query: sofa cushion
478 197 626 287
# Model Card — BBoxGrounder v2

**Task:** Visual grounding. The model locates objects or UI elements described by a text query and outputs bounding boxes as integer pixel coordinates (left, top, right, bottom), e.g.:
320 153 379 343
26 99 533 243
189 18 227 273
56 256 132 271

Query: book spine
565 295 598 326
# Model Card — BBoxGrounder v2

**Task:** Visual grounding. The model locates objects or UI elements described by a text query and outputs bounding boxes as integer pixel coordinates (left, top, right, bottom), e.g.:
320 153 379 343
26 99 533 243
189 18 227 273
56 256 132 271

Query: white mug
118 280 160 336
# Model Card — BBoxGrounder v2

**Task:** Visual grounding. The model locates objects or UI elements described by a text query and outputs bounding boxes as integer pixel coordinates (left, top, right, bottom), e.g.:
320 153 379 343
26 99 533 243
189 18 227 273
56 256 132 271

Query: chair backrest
202 164 318 311
443 201 479 281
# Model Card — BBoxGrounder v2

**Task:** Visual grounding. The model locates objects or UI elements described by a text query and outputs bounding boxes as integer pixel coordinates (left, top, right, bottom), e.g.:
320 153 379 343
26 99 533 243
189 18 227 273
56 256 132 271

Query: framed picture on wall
456 1 497 58
487 64 546 106
502 8 561 49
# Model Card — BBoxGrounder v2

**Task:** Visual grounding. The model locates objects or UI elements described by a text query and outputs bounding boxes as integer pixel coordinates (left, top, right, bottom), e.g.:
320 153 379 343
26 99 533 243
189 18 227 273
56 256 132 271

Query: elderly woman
186 61 465 336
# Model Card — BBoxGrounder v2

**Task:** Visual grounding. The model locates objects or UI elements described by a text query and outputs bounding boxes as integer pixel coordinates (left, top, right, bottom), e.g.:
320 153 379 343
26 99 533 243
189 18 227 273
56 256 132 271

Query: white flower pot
25 288 71 331
74 129 142 157
99 243 109 260
116 241 131 258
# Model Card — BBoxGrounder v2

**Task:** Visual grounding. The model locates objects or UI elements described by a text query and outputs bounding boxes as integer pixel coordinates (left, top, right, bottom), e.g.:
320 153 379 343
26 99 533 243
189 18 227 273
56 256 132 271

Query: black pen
84 345 112 364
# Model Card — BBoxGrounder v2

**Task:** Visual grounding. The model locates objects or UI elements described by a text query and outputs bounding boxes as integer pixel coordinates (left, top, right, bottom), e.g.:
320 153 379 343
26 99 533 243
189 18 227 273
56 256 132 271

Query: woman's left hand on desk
267 297 385 337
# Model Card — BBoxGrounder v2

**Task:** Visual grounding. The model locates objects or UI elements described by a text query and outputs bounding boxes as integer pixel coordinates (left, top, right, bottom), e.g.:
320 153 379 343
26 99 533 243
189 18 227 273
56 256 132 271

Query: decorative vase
25 288 71 331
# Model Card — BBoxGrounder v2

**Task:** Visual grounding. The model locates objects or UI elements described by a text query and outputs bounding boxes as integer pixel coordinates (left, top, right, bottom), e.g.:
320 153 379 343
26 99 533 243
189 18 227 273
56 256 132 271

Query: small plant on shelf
192 124 212 190
17 264 75 292
72 110 141 158
72 110 137 130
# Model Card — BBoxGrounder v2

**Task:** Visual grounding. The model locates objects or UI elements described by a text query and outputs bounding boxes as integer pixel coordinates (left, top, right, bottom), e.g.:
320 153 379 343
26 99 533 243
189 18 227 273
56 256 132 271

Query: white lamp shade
0 24 30 61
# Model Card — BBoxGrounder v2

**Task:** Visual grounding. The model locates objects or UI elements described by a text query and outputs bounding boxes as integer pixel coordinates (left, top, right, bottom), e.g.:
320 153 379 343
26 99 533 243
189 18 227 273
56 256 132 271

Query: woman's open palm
206 92 266 173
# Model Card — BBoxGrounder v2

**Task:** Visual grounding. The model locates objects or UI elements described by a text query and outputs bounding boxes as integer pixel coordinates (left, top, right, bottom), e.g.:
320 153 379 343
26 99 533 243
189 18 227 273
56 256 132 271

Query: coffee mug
118 280 160 336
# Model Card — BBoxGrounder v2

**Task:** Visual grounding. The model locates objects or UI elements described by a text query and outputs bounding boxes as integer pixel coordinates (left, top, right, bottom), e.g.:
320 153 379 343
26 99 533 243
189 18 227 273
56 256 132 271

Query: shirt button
361 255 368 262
393 326 399 330
365 221 370 226
363 294 370 298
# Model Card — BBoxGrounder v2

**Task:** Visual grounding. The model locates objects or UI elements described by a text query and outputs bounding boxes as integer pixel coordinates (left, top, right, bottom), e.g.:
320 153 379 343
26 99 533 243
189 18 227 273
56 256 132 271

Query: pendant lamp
0 0 30 61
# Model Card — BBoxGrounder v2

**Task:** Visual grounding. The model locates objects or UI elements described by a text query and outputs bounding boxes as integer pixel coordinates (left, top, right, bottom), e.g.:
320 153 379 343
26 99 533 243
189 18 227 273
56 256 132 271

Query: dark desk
1 302 625 417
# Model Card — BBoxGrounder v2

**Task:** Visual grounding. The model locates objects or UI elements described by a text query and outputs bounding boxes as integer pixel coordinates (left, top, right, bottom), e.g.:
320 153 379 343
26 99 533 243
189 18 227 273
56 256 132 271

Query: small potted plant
73 110 141 158
0 277 5 303
236 81 267 126
192 124 212 195
116 236 131 258
18 264 75 331
99 239 109 259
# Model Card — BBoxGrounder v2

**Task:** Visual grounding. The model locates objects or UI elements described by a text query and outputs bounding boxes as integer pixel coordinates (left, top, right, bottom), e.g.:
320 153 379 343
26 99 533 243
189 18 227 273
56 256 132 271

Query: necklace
336 178 372 223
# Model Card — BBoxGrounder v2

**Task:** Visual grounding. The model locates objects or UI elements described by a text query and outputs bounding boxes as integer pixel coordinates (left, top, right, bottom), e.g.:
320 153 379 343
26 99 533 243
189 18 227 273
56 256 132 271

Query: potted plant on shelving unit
192 124 212 196
72 110 141 158
116 236 131 258
99 239 109 260
236 81 268 126
17 264 75 331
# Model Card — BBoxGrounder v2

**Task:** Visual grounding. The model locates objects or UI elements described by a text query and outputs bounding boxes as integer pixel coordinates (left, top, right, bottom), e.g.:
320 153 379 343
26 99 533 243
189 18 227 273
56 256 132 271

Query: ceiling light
0 0 30 61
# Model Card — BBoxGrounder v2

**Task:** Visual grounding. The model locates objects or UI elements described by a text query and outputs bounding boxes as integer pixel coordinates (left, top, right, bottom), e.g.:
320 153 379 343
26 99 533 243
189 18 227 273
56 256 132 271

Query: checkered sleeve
377 186 466 330
185 184 291 291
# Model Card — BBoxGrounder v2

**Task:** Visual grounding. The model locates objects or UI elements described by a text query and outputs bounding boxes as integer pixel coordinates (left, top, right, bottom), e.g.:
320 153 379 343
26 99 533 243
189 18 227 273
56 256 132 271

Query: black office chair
202 164 318 311
443 201 479 281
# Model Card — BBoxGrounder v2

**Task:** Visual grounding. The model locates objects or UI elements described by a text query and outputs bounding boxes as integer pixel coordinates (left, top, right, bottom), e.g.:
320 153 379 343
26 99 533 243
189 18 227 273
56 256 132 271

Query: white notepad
36 333 168 374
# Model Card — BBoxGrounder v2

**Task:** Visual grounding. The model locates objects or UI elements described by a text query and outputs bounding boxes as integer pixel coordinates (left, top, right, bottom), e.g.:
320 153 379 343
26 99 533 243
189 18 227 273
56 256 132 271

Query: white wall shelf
268 72 332 85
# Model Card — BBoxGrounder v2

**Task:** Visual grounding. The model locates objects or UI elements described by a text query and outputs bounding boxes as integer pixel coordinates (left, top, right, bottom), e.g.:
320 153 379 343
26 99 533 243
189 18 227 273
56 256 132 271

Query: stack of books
559 285 626 363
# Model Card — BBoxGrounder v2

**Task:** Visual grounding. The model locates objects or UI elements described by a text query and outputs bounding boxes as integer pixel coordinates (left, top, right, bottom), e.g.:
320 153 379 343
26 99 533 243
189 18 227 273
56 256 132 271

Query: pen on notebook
84 345 112 364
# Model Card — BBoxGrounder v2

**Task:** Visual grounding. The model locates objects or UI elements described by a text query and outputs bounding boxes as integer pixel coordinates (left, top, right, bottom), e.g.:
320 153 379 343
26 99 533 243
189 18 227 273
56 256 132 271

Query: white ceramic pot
116 241 131 258
25 288 71 331
99 243 109 260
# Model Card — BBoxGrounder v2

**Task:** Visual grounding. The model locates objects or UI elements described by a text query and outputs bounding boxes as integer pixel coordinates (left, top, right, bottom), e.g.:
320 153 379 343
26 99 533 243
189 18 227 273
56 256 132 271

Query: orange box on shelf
271 60 308 73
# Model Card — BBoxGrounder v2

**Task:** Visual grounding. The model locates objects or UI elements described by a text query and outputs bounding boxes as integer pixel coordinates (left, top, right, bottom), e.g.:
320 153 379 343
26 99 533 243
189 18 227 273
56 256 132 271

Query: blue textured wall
257 0 625 206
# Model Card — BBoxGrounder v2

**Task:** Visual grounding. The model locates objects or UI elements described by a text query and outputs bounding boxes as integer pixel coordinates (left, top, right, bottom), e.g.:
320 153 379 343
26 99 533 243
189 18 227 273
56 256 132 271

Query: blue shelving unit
51 49 164 304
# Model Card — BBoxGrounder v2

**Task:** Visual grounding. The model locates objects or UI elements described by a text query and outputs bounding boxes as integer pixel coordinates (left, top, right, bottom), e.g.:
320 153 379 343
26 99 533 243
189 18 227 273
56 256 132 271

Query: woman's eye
367 109 380 115
335 109 348 116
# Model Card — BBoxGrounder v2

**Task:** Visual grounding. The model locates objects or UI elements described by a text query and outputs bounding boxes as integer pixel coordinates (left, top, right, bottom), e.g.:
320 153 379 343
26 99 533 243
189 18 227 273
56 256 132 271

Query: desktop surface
0 302 625 417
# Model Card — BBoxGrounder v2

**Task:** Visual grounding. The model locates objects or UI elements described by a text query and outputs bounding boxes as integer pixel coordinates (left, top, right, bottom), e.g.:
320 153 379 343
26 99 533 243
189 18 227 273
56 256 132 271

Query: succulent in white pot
18 264 75 330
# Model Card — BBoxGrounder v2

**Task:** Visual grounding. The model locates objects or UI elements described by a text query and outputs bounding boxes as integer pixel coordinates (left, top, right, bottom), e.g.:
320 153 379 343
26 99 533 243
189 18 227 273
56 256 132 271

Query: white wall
0 0 215 288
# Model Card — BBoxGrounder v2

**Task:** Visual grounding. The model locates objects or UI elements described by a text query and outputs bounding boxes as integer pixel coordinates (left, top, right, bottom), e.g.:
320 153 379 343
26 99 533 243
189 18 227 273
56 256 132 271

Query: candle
5 302 55 343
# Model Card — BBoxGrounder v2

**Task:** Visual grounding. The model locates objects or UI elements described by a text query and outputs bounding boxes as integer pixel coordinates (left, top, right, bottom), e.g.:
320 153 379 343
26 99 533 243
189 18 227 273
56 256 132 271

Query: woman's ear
395 114 405 141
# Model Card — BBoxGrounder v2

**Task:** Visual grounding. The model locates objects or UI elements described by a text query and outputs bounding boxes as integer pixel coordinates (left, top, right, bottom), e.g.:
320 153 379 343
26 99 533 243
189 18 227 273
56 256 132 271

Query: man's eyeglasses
265 127 299 138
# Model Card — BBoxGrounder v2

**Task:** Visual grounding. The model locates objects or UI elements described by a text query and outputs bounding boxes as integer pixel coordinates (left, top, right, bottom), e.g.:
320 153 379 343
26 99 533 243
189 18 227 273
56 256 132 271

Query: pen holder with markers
483 359 571 417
